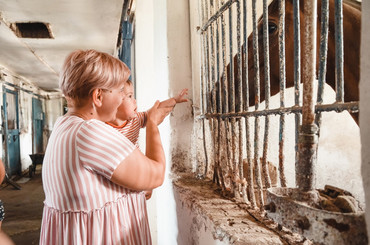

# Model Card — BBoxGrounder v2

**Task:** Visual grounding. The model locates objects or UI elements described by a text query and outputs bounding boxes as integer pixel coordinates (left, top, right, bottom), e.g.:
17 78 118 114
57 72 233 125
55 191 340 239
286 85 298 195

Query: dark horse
221 0 361 123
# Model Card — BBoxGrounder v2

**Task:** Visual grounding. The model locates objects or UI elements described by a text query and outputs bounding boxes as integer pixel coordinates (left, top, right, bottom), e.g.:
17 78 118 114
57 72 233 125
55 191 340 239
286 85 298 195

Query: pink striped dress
106 112 147 147
40 115 151 245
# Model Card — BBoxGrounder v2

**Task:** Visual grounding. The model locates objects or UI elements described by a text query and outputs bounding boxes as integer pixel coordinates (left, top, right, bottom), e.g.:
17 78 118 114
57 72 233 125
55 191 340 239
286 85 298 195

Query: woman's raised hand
147 100 173 125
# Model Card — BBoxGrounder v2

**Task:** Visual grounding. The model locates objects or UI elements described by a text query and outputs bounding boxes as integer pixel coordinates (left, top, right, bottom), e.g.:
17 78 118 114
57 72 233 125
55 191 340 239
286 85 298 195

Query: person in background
0 160 15 245
106 79 188 199
39 49 172 244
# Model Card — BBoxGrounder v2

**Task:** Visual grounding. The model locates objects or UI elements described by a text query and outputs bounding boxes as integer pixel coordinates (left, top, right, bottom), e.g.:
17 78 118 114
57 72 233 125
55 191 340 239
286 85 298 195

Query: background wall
0 67 64 173
134 0 193 244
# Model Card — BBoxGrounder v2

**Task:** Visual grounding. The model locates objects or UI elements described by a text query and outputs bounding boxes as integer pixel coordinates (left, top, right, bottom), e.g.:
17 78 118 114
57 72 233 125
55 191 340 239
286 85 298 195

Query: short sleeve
137 111 147 128
76 119 135 179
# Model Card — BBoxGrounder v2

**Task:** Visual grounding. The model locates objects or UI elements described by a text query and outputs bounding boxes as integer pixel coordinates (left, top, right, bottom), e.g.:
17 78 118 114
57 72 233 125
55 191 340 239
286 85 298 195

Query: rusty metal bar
216 0 227 192
301 0 317 126
221 1 228 115
219 0 234 194
335 0 344 103
228 5 235 114
314 0 329 167
214 0 225 191
204 0 211 115
200 0 237 33
297 0 318 192
227 3 239 197
236 1 242 114
252 0 264 208
293 0 301 173
200 101 359 119
200 0 206 115
315 0 329 134
209 1 216 115
242 0 252 205
278 0 287 187
208 1 217 178
215 1 222 115
242 0 248 113
316 0 329 108
261 0 272 190
235 0 246 202
200 0 210 177
216 119 227 191
213 0 224 187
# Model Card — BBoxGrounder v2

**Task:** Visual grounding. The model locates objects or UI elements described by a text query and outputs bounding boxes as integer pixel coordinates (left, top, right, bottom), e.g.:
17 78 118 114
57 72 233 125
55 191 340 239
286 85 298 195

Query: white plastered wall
134 0 193 244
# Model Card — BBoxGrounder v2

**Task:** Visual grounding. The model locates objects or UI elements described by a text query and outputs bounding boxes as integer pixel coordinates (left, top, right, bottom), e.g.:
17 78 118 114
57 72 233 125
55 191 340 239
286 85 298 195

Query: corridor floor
1 165 44 244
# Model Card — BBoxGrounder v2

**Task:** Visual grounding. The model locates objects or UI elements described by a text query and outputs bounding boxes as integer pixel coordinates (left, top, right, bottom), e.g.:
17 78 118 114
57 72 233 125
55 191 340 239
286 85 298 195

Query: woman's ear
92 88 103 107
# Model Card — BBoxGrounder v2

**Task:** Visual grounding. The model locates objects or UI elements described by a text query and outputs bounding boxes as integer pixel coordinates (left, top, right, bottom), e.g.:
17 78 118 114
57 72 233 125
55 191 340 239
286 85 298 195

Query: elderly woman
39 49 172 244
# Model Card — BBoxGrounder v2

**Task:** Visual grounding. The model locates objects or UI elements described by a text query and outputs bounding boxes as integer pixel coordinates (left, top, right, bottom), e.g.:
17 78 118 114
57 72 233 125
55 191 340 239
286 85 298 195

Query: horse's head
246 0 297 107
209 0 360 123
245 0 360 112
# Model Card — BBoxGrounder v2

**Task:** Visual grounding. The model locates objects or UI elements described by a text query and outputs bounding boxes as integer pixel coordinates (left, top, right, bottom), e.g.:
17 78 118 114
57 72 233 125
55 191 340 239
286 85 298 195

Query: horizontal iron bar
200 0 238 33
198 101 359 119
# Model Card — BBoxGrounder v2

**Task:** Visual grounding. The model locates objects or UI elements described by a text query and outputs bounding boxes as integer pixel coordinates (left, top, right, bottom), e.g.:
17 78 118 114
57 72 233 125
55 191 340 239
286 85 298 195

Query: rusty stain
323 219 350 232
295 216 310 231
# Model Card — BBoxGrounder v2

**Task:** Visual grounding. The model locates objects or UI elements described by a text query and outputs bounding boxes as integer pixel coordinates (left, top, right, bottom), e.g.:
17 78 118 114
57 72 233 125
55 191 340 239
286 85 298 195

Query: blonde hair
59 49 130 107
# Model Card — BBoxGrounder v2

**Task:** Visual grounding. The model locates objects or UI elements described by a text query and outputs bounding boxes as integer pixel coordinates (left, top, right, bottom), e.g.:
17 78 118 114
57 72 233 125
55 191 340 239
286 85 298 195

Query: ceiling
0 0 126 92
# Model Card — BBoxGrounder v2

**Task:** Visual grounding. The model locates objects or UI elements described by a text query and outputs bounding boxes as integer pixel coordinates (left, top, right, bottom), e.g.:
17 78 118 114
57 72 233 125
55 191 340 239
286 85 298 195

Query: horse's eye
268 23 277 34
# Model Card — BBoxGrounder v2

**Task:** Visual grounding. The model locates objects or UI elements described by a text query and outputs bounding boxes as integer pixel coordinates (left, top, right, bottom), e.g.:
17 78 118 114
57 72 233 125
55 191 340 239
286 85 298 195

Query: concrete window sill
173 174 308 245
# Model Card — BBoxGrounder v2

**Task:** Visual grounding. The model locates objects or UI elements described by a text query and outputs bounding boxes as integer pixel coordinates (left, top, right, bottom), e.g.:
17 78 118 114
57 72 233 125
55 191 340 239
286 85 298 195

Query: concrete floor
0 165 44 244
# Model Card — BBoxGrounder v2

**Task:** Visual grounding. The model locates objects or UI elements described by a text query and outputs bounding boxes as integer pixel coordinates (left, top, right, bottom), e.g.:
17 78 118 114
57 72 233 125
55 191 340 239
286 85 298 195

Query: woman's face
116 83 137 121
98 83 126 122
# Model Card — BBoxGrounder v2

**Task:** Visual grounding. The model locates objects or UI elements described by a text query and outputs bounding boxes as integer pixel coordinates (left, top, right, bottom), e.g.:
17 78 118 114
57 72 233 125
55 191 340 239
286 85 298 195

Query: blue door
3 89 21 175
32 98 44 153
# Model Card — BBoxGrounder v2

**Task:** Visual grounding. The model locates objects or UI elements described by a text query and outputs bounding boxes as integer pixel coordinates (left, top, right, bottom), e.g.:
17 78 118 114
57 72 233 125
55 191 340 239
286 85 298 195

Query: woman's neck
66 105 96 120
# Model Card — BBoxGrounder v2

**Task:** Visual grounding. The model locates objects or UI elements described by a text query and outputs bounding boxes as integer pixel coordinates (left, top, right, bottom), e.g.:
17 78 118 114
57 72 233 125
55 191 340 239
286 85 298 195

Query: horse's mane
343 0 361 11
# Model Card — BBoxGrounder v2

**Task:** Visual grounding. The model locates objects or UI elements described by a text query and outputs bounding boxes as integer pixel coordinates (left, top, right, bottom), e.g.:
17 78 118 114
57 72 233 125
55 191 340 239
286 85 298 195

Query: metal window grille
197 0 359 209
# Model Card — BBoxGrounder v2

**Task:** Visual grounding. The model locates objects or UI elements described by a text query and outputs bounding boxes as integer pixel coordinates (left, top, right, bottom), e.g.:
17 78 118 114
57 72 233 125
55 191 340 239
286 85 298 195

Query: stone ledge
173 174 310 245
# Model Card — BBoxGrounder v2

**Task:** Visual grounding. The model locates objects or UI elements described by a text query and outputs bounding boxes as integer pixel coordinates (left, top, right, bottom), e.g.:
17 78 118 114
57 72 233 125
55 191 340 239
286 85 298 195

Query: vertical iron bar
221 1 228 115
200 0 210 177
205 0 212 177
335 0 344 103
261 0 272 190
315 0 329 143
227 2 238 197
215 0 222 116
316 0 329 108
242 0 252 205
252 0 264 208
200 0 206 115
297 0 318 193
220 0 233 193
293 0 301 187
217 0 227 192
236 0 244 201
229 4 235 114
278 0 287 187
208 0 216 178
